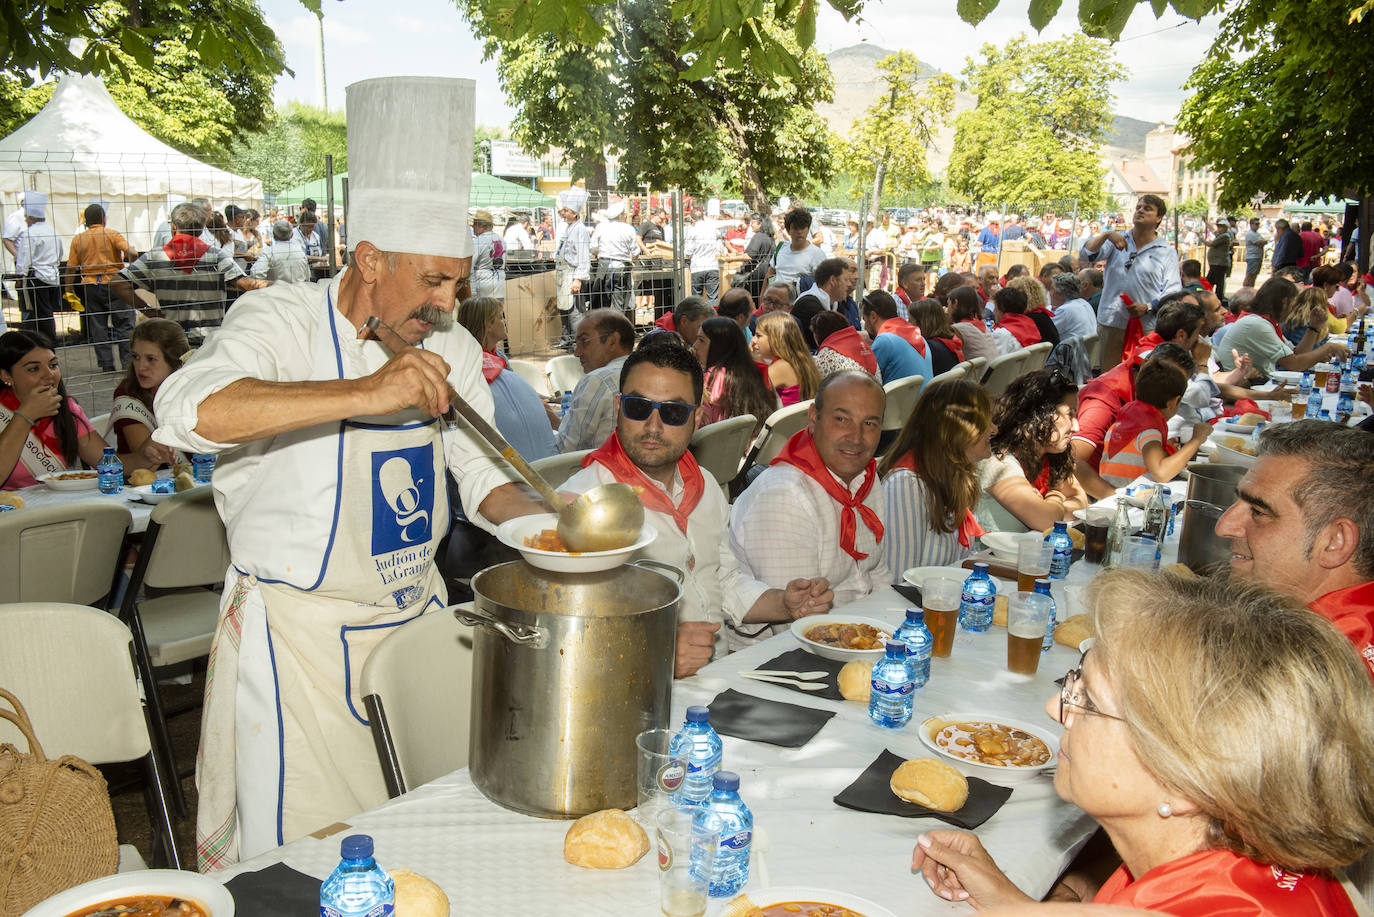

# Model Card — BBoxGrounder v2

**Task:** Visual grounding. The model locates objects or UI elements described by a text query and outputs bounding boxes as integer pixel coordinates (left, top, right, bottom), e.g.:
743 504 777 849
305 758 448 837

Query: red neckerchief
654 313 676 333
1128 331 1165 367
1244 311 1287 342
163 233 211 273
1029 457 1052 496
480 349 507 384
1199 277 1214 291
995 313 1041 347
1309 581 1374 682
1119 293 1143 363
890 452 983 548
1106 400 1176 460
933 334 964 361
1 387 67 460
583 431 704 534
820 326 878 375
772 429 883 560
895 287 913 308
877 316 928 357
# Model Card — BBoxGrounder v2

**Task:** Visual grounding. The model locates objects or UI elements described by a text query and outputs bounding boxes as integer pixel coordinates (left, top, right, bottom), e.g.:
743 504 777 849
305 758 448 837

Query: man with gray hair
250 220 311 283
1049 270 1097 340
112 202 268 343
151 196 219 250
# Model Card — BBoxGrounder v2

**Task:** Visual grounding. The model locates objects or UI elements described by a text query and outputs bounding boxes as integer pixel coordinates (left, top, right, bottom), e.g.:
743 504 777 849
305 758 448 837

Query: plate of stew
724 886 897 917
23 869 233 917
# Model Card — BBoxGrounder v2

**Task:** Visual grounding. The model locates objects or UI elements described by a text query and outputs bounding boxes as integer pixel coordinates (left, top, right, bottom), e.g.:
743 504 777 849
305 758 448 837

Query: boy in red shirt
1099 359 1211 487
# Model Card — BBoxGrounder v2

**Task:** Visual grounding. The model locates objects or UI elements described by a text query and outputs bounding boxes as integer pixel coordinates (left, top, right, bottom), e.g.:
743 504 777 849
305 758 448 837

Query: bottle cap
1034 577 1051 590
713 770 740 792
685 705 710 724
1053 520 1067 530
885 640 908 656
341 834 373 859
973 561 990 573
905 607 923 622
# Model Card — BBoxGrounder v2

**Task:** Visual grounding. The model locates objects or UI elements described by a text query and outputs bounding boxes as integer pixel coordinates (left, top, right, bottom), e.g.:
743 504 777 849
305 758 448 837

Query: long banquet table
12 481 156 533
217 582 1099 915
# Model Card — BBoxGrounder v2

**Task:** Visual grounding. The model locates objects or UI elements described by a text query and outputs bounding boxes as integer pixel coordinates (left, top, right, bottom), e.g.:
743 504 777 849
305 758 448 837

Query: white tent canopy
0 73 262 249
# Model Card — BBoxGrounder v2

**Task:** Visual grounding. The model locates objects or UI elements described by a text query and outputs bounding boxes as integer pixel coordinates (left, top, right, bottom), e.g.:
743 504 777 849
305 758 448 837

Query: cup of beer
922 575 963 658
1016 533 1051 593
1082 506 1113 565
1007 591 1054 675
1314 366 1331 389
1290 393 1307 419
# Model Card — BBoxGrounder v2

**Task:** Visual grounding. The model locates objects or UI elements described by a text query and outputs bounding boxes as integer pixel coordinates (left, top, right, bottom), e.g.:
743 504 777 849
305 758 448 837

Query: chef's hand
364 348 453 418
19 384 62 421
912 830 1032 909
782 577 834 619
675 621 719 678
139 437 178 468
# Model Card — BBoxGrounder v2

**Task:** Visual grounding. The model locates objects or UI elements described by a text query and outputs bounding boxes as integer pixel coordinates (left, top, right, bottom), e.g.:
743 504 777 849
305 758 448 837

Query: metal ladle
363 316 645 552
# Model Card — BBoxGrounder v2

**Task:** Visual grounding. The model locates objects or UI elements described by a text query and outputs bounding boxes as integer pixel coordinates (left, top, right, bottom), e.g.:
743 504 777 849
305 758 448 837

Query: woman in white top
880 378 993 579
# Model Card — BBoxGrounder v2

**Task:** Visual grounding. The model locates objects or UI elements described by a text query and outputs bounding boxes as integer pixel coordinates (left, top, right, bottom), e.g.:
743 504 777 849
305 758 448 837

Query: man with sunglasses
551 308 635 453
1081 194 1182 373
562 343 834 676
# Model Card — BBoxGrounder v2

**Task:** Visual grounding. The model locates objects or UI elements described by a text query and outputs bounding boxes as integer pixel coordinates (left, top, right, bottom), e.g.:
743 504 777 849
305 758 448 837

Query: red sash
895 287 912 309
932 334 964 362
654 312 677 333
877 317 928 357
0 388 65 458
1309 581 1374 682
1105 400 1175 459
1128 330 1165 366
891 452 983 548
480 349 508 384
163 233 211 273
996 313 1040 347
1119 293 1144 363
1029 457 1052 496
772 429 883 560
583 431 704 534
820 326 878 375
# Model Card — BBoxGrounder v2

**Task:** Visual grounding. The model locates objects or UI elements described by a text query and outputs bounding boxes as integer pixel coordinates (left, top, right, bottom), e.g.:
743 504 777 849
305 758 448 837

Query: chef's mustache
406 305 453 333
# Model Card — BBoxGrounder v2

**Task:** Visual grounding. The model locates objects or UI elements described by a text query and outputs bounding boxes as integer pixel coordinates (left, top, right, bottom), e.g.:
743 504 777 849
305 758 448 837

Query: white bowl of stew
23 869 234 917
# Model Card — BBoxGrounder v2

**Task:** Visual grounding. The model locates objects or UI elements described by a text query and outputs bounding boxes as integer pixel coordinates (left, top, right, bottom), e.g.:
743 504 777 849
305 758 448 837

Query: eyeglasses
620 395 698 426
1124 251 1139 271
1060 651 1125 725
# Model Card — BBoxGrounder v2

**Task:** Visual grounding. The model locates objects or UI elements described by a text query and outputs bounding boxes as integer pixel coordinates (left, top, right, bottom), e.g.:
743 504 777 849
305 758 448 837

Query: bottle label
657 761 686 793
871 679 914 697
684 758 717 775
322 904 393 917
720 829 752 851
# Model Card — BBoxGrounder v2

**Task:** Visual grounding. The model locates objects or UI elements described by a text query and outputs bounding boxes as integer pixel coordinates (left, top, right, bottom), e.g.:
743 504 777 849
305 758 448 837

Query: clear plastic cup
922 575 963 658
656 808 720 917
1007 592 1053 675
635 728 685 827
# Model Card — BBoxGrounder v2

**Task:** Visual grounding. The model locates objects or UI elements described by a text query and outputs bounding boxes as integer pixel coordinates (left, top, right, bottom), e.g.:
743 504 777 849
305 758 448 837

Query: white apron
195 296 451 870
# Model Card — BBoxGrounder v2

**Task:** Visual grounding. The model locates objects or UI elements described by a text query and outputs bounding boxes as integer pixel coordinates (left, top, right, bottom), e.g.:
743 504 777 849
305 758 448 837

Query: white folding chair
0 501 131 606
931 361 970 385
881 375 925 432
0 602 181 868
1021 341 1053 372
509 358 550 397
361 609 475 798
529 448 594 489
965 356 989 379
689 414 757 499
739 399 813 472
545 354 585 396
980 350 1029 399
89 411 117 447
1080 333 1100 370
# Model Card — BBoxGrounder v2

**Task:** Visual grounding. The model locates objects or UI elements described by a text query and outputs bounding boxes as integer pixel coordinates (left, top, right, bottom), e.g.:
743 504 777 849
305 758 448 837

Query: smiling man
1215 421 1374 679
151 77 545 868
729 370 890 647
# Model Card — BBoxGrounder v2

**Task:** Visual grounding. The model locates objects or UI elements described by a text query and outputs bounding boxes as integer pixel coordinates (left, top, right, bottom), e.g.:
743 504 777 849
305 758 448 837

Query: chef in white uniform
152 77 544 869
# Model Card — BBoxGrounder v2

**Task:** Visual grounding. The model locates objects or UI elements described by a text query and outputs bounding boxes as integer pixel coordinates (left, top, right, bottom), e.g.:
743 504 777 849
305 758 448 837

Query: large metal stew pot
1178 462 1248 574
458 558 680 818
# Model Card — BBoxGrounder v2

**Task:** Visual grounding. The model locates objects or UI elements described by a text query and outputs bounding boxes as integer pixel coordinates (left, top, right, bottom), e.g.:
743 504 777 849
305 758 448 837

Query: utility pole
314 11 328 109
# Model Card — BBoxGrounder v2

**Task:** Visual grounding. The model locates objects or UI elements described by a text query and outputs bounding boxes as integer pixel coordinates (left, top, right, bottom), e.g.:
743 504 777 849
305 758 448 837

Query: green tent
273 171 553 210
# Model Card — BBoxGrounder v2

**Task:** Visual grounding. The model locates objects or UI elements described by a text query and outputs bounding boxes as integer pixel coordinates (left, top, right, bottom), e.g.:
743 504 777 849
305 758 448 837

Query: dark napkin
752 647 846 701
223 862 321 916
833 749 1013 829
707 687 836 748
892 583 923 606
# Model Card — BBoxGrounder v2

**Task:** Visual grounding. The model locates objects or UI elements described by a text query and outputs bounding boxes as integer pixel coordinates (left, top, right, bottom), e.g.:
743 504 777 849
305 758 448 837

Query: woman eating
691 316 778 431
752 311 819 407
912 569 1374 915
1 330 108 489
978 369 1087 531
908 298 964 376
111 318 189 473
879 378 993 576
456 296 555 462
812 310 881 382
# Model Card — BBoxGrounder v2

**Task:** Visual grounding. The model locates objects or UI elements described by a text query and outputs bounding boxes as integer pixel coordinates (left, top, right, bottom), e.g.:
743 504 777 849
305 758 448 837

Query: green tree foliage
836 51 955 222
947 33 1119 206
1174 193 1210 218
1177 0 1374 210
226 104 347 195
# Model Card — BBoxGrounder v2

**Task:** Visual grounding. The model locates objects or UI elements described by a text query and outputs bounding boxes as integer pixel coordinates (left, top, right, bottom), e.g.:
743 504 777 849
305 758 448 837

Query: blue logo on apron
371 444 435 556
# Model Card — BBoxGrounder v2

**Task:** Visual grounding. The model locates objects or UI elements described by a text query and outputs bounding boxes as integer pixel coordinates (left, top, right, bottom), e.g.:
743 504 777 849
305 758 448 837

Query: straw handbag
0 688 117 917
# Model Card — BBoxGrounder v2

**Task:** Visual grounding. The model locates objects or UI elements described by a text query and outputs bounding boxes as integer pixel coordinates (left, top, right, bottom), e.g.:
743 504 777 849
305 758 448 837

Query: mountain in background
819 44 1164 176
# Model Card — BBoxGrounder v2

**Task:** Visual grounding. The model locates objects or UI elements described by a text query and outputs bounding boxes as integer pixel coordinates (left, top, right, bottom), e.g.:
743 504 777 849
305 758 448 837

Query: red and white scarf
583 431 705 534
772 429 883 560
877 317 928 357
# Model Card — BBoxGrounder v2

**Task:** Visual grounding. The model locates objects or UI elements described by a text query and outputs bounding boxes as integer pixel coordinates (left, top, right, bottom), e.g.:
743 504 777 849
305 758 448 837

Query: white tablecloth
11 483 155 533
217 584 1100 915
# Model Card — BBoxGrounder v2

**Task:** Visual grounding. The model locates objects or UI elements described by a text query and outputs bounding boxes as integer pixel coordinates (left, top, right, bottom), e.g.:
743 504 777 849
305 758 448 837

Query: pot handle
448 603 547 649
629 558 685 585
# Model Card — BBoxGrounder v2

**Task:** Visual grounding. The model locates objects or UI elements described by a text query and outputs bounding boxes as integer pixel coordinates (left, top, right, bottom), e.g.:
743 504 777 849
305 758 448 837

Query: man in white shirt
770 208 825 289
685 210 724 305
729 371 890 648
14 191 62 343
503 215 533 251
251 220 311 283
593 200 645 318
552 308 635 452
1048 271 1097 340
562 342 833 675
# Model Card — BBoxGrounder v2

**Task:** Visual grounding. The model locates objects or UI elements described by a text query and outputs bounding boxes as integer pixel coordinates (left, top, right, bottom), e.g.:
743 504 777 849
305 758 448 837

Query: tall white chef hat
346 76 475 259
22 191 47 218
557 188 588 214
605 199 626 220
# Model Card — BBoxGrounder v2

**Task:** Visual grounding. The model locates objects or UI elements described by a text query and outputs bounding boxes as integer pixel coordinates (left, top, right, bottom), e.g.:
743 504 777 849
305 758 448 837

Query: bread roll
173 460 192 478
838 660 872 702
1041 525 1085 550
1239 412 1267 426
1217 435 1245 451
992 594 1010 628
129 468 157 486
889 757 969 812
174 471 197 492
563 808 648 869
388 869 449 917
0 492 24 509
1054 613 1095 649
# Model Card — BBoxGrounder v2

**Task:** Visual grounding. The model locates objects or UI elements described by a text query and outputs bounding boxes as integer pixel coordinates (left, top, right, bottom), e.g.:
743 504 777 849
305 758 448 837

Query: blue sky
260 0 1222 126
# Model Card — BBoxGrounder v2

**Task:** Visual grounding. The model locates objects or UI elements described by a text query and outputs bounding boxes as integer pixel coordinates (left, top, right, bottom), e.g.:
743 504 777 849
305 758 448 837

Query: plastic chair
116 486 230 817
981 351 1028 399
545 354 585 396
1021 341 1054 372
738 399 812 472
0 602 181 868
965 356 989 379
361 610 475 798
509 358 550 397
529 448 594 489
0 501 131 606
1080 333 1100 370
89 411 117 447
689 414 757 498
931 361 970 385
881 375 925 432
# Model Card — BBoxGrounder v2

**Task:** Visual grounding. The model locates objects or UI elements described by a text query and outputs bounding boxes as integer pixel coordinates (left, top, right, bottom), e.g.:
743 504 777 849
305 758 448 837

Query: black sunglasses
1124 251 1139 271
620 395 698 426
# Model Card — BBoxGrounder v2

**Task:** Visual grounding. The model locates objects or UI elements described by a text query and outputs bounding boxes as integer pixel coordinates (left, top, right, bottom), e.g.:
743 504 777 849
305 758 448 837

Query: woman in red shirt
911 569 1374 916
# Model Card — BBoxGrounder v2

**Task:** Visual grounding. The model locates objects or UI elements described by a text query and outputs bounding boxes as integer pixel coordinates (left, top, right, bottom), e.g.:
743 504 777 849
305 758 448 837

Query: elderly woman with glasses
911 569 1374 915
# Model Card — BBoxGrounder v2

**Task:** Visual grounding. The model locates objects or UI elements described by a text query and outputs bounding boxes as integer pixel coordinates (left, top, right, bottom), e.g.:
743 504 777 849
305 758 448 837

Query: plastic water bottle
669 706 723 807
1044 521 1073 579
320 834 394 917
1299 370 1314 395
893 609 932 688
1319 408 1333 421
958 562 997 632
191 452 216 483
96 447 123 494
1337 369 1356 423
868 641 916 728
1307 385 1325 419
1032 578 1057 652
1355 350 1368 373
705 771 753 897
560 391 573 417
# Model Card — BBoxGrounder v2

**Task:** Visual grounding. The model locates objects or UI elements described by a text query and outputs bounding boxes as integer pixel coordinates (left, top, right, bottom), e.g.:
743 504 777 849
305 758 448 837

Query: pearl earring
1157 803 1173 818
